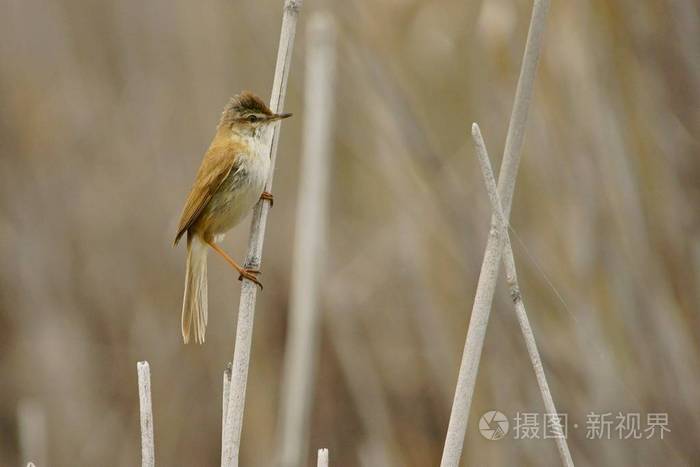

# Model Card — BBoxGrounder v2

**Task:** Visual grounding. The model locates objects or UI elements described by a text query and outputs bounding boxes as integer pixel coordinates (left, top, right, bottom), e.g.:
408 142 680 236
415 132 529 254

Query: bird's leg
206 240 263 290
260 191 274 207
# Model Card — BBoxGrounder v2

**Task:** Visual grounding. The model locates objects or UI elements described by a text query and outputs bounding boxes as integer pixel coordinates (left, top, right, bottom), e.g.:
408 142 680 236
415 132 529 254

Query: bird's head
220 91 292 136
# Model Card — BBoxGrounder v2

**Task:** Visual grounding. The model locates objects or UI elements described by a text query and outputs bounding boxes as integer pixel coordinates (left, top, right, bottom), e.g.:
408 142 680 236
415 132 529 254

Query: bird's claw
238 269 263 290
260 191 274 207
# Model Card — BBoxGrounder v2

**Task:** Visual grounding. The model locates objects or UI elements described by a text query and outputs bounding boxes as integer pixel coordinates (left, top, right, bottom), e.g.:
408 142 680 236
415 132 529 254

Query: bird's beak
273 112 292 120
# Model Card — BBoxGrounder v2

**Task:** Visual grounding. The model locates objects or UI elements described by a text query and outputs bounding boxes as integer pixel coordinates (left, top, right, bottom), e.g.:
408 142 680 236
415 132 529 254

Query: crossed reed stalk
441 1 574 466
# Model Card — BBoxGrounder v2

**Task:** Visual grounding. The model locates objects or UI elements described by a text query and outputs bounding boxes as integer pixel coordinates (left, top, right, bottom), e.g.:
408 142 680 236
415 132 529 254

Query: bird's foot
238 268 263 290
260 191 274 207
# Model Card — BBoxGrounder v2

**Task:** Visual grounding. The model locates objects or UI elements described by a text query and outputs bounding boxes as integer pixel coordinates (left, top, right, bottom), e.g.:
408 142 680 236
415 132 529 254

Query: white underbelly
203 152 270 238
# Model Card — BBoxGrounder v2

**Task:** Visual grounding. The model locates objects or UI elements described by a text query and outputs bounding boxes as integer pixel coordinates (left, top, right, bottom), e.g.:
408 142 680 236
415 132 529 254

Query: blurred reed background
0 0 698 466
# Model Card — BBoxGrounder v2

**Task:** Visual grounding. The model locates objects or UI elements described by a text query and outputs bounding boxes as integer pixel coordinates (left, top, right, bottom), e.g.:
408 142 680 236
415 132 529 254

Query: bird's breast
201 150 270 238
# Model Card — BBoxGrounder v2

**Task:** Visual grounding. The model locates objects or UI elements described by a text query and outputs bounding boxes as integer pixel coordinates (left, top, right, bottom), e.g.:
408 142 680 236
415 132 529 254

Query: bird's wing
173 144 238 245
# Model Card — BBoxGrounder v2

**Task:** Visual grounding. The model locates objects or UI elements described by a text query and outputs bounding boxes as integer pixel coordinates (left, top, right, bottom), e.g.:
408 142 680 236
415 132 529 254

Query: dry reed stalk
441 1 550 465
317 448 329 467
221 362 232 466
277 11 336 467
472 123 574 467
221 1 302 466
137 361 155 467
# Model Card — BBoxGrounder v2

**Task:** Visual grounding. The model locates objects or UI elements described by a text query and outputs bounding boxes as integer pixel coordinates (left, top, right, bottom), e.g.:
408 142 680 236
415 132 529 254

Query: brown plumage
174 91 291 344
173 140 245 246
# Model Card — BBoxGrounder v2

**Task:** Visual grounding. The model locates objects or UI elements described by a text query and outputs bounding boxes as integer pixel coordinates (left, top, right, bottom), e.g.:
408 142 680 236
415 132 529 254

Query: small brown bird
174 91 291 344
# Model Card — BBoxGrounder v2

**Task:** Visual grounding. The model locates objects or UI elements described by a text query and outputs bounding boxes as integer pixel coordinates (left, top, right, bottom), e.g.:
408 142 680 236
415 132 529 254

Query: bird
173 91 291 344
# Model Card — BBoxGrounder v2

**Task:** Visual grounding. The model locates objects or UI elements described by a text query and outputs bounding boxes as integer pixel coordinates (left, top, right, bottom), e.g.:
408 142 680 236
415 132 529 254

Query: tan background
0 0 698 465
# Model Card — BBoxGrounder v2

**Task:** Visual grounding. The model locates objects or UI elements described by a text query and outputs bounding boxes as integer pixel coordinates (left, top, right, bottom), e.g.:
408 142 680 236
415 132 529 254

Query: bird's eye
247 115 258 122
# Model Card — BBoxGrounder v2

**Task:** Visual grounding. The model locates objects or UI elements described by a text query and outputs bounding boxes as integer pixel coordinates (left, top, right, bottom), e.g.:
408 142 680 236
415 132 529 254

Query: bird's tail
181 233 208 344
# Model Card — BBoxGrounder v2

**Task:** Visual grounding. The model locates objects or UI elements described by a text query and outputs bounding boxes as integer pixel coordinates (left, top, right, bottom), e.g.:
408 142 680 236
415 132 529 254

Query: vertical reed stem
277 11 336 467
137 361 155 467
221 362 232 466
317 448 329 467
221 2 302 466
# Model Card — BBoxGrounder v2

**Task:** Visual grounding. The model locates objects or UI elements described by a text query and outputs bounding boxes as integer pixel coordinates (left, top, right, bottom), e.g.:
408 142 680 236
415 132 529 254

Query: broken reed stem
221 362 232 466
137 361 155 467
440 1 550 466
317 448 329 467
277 11 336 467
221 1 302 466
472 123 575 467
